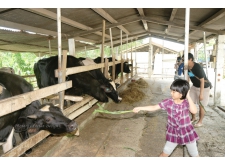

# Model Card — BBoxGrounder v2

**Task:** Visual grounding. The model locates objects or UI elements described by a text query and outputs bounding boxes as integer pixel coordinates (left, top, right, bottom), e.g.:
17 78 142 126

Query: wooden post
131 38 133 77
109 28 115 81
126 34 128 61
48 39 51 55
184 8 190 81
214 35 225 106
203 31 209 77
101 20 105 73
57 8 64 111
59 50 67 110
148 35 153 77
104 58 109 78
68 38 75 56
120 29 123 84
135 38 137 75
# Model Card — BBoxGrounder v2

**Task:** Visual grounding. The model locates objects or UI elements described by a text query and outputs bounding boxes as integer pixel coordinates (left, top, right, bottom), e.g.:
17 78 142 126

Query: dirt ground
2 76 225 157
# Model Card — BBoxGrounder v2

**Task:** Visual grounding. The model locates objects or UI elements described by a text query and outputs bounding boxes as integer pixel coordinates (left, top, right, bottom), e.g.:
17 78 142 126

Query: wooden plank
63 96 93 116
0 81 72 117
54 61 120 77
68 98 98 120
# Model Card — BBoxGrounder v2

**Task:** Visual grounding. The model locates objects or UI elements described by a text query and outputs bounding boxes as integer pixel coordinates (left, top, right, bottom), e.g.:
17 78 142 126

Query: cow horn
27 114 37 119
40 105 50 111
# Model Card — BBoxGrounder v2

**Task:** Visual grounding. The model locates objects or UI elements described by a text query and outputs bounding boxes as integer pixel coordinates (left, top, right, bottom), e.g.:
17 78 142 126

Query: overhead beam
165 8 178 34
142 16 225 35
74 16 141 37
189 8 225 36
137 8 148 31
123 42 178 54
92 8 130 35
23 8 111 39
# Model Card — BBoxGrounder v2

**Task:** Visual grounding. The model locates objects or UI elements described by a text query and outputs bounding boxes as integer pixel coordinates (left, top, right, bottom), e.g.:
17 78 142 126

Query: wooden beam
23 8 111 39
142 16 225 35
0 19 98 46
92 8 130 35
0 81 72 117
54 61 121 77
0 19 58 37
166 8 178 33
189 8 225 36
137 8 148 31
74 16 141 38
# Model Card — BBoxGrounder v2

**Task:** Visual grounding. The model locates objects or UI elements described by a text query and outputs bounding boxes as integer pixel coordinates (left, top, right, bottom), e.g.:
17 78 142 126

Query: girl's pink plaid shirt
159 98 199 145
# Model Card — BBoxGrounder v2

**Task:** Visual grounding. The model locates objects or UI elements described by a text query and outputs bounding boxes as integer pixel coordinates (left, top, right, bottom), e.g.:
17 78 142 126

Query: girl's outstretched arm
133 104 161 113
186 90 197 114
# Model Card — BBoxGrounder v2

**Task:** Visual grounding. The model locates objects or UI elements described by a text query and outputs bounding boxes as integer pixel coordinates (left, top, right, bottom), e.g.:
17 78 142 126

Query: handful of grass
199 101 206 112
93 103 133 115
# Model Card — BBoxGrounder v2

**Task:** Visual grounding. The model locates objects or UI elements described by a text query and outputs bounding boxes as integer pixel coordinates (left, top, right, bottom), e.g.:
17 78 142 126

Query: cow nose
68 120 78 132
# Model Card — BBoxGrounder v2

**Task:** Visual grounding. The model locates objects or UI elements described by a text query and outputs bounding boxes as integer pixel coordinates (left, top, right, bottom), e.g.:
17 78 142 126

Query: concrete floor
22 76 225 157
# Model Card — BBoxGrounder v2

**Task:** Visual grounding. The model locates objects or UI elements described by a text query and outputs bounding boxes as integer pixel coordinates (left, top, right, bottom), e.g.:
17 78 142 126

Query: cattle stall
0 52 135 156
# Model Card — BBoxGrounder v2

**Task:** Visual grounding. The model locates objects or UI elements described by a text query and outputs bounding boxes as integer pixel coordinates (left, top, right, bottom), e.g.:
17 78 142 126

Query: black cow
94 57 132 79
0 71 78 153
34 55 121 103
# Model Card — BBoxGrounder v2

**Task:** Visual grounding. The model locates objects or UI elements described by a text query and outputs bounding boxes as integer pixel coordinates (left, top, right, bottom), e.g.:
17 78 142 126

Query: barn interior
1 5 225 158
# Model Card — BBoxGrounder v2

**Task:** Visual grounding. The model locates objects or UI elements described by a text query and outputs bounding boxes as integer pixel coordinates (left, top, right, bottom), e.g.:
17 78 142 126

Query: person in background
133 79 199 157
174 56 184 80
187 53 210 128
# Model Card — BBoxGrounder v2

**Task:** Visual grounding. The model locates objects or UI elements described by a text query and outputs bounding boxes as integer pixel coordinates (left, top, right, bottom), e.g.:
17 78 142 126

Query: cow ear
27 114 38 119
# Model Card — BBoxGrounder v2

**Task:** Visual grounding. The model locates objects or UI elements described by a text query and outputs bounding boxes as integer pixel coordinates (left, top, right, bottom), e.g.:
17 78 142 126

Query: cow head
123 62 132 73
100 81 122 103
15 102 78 136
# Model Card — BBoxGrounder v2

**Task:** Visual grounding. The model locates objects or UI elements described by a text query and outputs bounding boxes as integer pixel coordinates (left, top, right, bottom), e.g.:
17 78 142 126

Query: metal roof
0 8 225 55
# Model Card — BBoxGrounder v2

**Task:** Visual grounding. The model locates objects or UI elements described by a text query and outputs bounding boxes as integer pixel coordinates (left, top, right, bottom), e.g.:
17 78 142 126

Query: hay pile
120 78 149 103
127 78 148 88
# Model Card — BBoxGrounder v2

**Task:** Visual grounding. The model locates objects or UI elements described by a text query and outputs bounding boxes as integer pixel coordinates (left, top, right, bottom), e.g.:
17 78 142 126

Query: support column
214 35 225 106
68 38 75 56
57 8 63 111
184 8 190 81
148 35 152 77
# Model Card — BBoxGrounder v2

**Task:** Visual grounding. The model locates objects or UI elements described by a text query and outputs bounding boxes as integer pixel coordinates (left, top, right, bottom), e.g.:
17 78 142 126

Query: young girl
133 79 199 157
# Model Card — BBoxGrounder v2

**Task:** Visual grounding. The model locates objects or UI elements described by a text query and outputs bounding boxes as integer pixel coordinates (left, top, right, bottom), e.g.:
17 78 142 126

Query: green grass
93 103 133 115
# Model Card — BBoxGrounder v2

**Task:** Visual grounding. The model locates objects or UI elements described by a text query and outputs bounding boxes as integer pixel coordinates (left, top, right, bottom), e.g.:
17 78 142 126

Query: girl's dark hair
170 79 190 100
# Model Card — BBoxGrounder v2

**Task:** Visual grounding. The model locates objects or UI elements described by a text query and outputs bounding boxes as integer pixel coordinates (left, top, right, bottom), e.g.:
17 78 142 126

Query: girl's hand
133 107 141 113
199 93 203 101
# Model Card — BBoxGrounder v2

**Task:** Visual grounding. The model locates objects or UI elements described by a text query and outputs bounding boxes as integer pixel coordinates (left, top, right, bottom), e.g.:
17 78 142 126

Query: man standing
187 53 210 128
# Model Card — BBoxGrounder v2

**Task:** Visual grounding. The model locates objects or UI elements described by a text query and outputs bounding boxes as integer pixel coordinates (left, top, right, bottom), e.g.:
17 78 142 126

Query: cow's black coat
0 71 78 152
34 55 120 103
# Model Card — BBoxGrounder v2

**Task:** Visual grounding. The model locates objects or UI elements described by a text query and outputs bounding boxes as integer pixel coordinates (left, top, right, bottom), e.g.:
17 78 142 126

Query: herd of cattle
0 55 132 154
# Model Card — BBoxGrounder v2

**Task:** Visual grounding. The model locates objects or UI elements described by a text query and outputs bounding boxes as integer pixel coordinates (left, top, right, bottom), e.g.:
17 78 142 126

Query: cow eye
104 88 111 93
